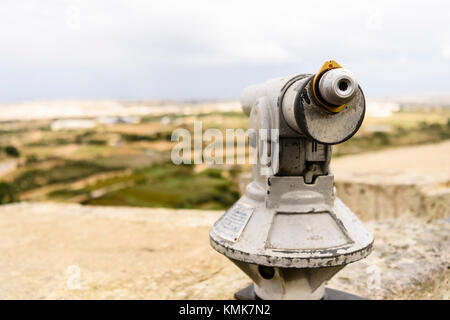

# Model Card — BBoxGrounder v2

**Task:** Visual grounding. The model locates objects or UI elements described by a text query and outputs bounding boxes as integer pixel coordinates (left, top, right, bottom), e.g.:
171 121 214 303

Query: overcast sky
1 0 450 102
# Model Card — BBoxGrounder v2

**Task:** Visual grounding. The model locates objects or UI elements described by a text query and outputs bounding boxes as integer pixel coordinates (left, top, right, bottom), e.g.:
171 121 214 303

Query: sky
1 0 450 102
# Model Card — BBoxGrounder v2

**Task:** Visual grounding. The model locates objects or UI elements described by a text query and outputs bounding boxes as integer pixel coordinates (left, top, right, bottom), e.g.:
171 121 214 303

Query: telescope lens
338 80 349 92
318 68 357 105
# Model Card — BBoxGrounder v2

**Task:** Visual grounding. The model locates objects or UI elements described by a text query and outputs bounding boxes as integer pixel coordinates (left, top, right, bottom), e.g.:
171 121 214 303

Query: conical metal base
209 176 373 300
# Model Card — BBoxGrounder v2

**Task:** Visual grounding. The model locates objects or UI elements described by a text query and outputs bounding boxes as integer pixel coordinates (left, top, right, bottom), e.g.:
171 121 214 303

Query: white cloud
442 44 450 59
0 0 450 100
395 55 409 65
0 0 440 65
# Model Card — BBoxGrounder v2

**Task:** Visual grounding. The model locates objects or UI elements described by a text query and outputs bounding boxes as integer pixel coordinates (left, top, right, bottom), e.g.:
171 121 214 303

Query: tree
0 182 18 204
4 145 20 157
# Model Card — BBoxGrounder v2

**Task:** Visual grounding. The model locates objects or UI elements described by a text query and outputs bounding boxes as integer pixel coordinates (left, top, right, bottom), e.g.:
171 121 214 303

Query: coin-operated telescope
209 60 373 300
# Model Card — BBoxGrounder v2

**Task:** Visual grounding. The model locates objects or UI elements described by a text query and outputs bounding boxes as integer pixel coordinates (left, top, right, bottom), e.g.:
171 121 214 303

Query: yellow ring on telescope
312 60 347 113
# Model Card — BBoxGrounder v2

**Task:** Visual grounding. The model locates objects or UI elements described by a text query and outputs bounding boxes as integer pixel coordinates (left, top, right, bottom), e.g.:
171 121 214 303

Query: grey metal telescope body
209 61 373 300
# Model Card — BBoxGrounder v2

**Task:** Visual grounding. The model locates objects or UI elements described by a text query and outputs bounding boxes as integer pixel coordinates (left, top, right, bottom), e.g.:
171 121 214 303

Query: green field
0 108 448 209
50 163 240 210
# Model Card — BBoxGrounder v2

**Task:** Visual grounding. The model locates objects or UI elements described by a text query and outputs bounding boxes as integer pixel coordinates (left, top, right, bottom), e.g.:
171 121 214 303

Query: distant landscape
0 99 449 209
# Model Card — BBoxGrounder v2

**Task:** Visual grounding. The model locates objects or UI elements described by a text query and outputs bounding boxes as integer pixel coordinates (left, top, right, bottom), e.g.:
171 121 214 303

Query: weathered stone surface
328 219 449 299
332 141 450 221
0 202 448 299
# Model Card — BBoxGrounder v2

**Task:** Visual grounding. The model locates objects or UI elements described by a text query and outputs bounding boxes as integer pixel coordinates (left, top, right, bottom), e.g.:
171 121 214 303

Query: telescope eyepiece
318 68 357 106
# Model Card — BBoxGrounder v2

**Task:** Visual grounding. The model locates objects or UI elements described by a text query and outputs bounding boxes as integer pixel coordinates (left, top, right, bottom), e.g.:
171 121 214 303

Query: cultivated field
0 101 448 209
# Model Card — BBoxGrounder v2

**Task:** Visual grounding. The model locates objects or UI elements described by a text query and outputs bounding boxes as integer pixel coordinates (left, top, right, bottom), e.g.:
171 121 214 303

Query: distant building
96 116 141 125
96 116 119 125
51 116 142 131
366 99 400 117
120 116 140 124
50 119 96 131
160 116 171 125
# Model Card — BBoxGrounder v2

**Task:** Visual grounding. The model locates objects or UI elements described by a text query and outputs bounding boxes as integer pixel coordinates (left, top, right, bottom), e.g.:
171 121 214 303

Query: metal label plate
213 203 253 242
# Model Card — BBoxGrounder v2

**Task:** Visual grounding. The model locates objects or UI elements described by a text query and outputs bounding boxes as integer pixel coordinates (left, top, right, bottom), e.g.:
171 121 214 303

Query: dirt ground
0 141 448 300
332 140 450 185
0 202 447 300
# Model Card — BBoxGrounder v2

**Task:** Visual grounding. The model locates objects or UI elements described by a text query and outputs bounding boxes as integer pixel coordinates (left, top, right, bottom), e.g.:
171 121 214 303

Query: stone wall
239 141 450 221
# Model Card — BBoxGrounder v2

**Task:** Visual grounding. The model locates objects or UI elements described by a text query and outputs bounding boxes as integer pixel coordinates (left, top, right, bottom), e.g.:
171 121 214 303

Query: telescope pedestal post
234 284 367 300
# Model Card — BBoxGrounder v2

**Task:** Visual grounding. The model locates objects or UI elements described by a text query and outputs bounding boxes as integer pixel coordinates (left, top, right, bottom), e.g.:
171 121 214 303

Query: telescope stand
234 284 366 300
